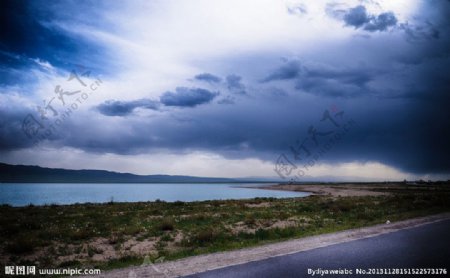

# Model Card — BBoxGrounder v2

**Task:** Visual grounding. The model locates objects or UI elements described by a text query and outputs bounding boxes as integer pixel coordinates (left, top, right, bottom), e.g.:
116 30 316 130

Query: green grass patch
0 185 449 271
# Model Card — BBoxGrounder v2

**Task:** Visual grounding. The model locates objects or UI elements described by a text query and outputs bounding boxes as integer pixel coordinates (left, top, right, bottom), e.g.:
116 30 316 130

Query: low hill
0 163 241 183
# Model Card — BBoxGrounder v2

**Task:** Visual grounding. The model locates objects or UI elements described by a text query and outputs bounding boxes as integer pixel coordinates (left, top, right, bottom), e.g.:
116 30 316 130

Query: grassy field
0 183 449 272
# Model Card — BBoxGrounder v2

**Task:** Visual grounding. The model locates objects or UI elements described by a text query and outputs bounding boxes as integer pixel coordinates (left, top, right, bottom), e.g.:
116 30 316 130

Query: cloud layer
1 0 450 180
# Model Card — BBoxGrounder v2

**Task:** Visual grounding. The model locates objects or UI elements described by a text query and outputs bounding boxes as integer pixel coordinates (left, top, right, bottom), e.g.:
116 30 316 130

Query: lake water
0 183 309 206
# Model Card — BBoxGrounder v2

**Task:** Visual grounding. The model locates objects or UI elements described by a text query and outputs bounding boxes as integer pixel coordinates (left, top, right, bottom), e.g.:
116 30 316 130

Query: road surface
185 219 450 277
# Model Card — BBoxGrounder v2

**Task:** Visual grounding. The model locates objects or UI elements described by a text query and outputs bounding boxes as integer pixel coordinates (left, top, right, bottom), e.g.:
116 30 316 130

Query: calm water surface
0 183 309 206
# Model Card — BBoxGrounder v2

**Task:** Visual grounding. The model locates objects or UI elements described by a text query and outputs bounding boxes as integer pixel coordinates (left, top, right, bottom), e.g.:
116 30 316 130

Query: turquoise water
0 183 308 206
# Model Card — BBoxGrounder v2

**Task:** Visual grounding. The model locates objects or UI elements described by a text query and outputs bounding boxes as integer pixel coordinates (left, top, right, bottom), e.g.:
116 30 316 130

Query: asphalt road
185 219 450 278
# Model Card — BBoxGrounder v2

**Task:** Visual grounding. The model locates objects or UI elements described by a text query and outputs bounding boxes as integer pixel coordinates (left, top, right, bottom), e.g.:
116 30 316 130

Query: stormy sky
1 0 449 180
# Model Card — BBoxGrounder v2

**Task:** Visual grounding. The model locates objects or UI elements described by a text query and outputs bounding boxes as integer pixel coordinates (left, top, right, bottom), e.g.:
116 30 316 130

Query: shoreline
242 183 389 197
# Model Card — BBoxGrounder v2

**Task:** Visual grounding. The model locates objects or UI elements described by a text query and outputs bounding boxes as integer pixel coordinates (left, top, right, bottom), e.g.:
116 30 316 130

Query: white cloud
41 0 358 102
31 0 420 104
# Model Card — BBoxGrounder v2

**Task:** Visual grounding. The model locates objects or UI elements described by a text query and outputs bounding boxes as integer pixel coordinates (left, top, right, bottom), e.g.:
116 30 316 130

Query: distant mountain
0 163 253 183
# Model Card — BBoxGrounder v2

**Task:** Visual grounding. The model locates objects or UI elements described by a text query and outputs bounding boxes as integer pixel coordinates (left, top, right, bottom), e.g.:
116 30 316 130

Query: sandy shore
254 183 391 197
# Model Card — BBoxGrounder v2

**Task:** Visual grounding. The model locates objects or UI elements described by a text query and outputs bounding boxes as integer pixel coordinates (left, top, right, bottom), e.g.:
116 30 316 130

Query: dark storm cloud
60 87 450 175
58 95 322 157
98 87 219 116
399 22 440 42
194 73 222 83
343 5 368 28
363 12 397 32
262 60 373 97
334 88 450 174
295 64 373 97
261 60 301 82
98 87 220 117
6 84 450 176
0 105 38 151
160 87 219 107
329 4 398 32
226 74 246 94
97 99 159 116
